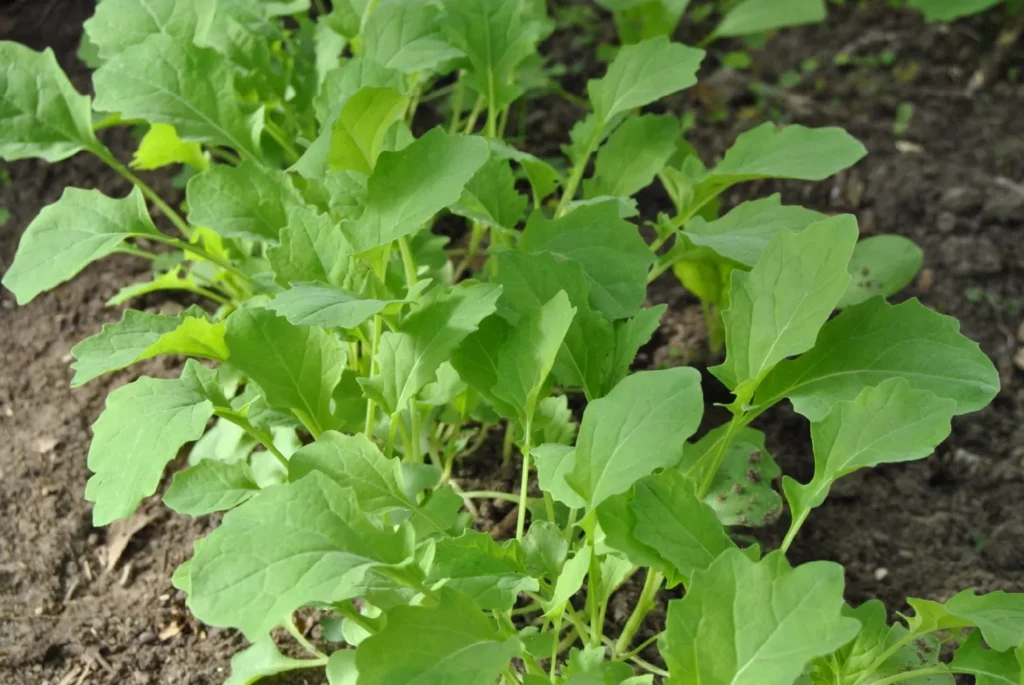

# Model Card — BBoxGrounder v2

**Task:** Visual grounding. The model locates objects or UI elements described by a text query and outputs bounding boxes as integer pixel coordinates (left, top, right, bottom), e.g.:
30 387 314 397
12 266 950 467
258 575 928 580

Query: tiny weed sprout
1 1 1018 684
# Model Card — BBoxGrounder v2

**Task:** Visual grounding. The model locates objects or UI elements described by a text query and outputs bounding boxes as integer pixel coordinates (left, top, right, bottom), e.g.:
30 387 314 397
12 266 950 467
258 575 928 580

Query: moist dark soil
2 1 1024 683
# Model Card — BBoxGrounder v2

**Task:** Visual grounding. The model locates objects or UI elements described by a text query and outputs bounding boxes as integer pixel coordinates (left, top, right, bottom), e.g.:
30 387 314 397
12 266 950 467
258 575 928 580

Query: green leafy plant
2 4 1018 685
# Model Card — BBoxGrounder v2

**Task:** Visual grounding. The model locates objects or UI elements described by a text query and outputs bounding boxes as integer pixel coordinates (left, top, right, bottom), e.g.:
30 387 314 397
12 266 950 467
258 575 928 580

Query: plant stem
851 632 922 685
214 408 289 469
587 541 602 647
555 124 603 217
285 620 327 660
868 668 962 685
264 118 301 165
448 72 466 133
147 234 254 285
515 425 533 540
463 95 485 134
398 236 418 289
695 413 747 499
453 222 485 281
780 508 811 555
91 145 193 239
461 490 521 503
364 314 383 436
613 570 663 656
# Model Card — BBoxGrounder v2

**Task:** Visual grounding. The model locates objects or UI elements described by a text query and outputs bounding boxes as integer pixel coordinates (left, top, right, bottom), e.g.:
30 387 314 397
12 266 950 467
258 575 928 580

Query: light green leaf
187 161 304 242
326 650 359 685
131 123 208 171
567 367 703 508
908 590 1024 652
754 298 1000 420
85 360 223 525
523 521 569 579
909 0 1003 22
362 282 501 414
839 235 923 308
268 206 353 287
604 305 666 395
356 588 522 684
164 460 259 516
534 444 586 509
0 42 99 162
543 546 592 618
190 472 413 637
520 200 653 319
313 57 405 129
225 308 344 435
343 128 490 252
950 630 1019 685
93 34 262 160
837 601 952 685
83 0 215 61
587 36 704 125
327 86 409 175
3 187 161 305
363 0 463 73
686 427 782 527
584 114 678 198
683 194 827 267
660 549 860 685
450 156 528 230
488 140 563 204
783 379 956 527
492 291 576 425
430 531 540 611
224 638 320 685
449 315 518 419
268 283 393 329
712 0 826 39
70 306 227 387
711 216 858 399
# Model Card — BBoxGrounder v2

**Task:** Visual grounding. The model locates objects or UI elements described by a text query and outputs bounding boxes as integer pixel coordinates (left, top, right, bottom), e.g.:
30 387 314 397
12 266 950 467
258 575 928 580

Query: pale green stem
695 413 747 499
515 424 533 540
285 620 327 660
398 236 418 290
587 540 602 647
453 222 485 282
463 95 485 134
555 124 603 217
462 490 521 503
147 234 254 285
364 314 383 436
781 507 811 554
214 408 289 469
868 668 965 685
613 570 663 656
448 71 466 133
91 145 192 239
264 118 300 165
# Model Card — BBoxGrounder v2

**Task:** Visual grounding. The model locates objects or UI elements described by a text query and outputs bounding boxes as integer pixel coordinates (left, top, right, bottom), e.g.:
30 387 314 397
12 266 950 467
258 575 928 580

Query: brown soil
2 1 1023 683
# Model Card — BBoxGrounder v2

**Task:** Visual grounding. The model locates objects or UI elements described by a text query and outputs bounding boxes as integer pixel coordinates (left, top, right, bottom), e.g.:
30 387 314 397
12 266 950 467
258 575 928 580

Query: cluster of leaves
1 1 1018 684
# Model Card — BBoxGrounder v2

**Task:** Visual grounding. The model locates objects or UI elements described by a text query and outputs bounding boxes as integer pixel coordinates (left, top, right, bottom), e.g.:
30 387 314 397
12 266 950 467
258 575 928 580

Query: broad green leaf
190 472 413 637
682 195 826 267
630 470 735 581
268 206 353 287
584 114 678 198
288 431 408 514
430 531 540 611
189 417 256 466
93 34 262 160
70 306 227 387
520 200 653 319
837 601 952 685
450 315 519 419
313 57 405 129
491 291 576 425
783 379 956 526
534 444 586 509
343 128 490 253
164 460 259 516
225 308 344 435
604 305 666 395
712 0 826 39
909 0 1002 21
450 156 528 230
488 140 563 204
543 546 592 618
567 367 703 508
0 43 99 162
187 162 304 242
839 235 923 308
85 360 223 525
131 123 208 171
268 283 392 329
523 521 569 579
660 549 860 685
3 187 161 304
83 0 215 61
224 638 320 685
356 588 522 684
711 216 858 400
754 298 1000 420
587 36 704 125
363 0 464 73
327 86 409 175
326 650 359 685
686 427 782 527
908 590 1024 652
362 282 501 414
950 631 1019 685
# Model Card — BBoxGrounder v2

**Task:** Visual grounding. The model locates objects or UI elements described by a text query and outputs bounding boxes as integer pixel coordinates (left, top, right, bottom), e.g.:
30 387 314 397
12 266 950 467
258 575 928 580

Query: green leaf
543 546 592 618
224 308 344 435
343 128 489 253
0 42 99 162
224 638 320 685
587 36 705 125
687 427 782 527
520 200 653 319
908 590 1024 652
712 0 826 39
488 140 563 204
660 549 860 685
837 601 952 685
326 650 359 685
83 0 215 61
131 123 208 171
630 470 735 582
356 588 521 684
93 34 262 160
430 531 540 611
268 283 393 329
268 206 353 287
187 162 304 242
711 216 859 400
449 315 519 419
523 521 569 579
363 0 464 74
909 0 1003 22
313 57 405 129
534 444 586 509
754 298 1000 420
682 194 827 267
839 235 923 308
584 114 678 198
950 631 1019 685
70 306 227 387
190 472 413 637
362 282 501 414
3 187 161 304
596 490 664 573
567 367 703 508
327 86 409 176
492 291 576 425
450 156 528 230
164 460 259 516
784 379 956 527
85 360 223 525
604 305 666 395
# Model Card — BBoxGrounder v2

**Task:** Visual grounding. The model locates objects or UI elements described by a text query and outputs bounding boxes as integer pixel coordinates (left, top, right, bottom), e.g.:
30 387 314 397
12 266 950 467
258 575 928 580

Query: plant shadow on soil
2 1 1024 683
